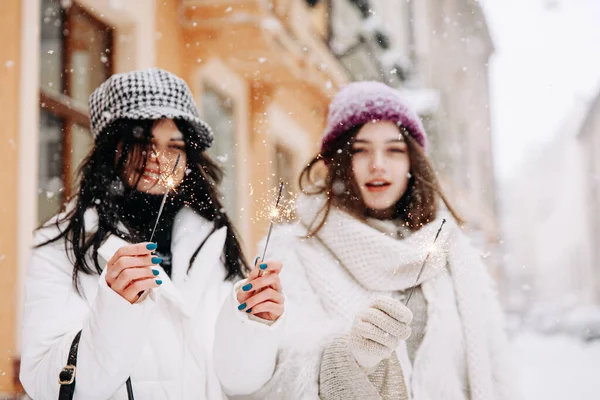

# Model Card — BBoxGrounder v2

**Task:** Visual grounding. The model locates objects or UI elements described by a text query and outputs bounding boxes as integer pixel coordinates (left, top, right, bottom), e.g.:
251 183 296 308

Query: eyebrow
353 137 406 144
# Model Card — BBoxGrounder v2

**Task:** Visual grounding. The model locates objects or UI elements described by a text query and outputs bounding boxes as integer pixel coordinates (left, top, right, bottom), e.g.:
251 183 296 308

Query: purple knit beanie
321 81 427 152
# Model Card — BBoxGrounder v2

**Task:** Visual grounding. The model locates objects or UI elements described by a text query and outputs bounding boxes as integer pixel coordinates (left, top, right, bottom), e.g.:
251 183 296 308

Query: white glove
348 296 413 370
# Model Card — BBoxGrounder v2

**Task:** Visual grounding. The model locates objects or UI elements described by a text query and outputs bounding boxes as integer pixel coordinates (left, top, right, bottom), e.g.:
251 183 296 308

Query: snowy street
512 332 600 399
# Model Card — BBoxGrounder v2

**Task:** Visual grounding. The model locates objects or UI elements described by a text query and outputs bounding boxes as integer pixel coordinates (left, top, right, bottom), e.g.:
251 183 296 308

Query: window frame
39 1 114 201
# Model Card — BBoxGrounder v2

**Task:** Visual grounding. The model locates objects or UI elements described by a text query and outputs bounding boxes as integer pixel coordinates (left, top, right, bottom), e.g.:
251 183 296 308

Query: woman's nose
149 144 168 166
370 151 386 171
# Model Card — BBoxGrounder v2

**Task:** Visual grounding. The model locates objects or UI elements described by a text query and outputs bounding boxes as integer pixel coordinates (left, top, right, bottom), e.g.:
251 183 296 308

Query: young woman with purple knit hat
214 81 516 400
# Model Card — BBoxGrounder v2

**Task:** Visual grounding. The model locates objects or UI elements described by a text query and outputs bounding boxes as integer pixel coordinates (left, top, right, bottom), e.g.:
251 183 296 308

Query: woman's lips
140 169 162 182
365 181 391 193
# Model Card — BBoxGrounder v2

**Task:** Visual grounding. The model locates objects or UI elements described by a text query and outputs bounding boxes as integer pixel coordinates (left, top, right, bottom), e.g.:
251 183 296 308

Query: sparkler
404 219 447 306
258 182 284 276
148 153 181 243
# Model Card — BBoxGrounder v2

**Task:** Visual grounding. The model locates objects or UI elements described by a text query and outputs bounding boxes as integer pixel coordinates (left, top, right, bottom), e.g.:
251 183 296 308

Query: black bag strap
58 330 134 399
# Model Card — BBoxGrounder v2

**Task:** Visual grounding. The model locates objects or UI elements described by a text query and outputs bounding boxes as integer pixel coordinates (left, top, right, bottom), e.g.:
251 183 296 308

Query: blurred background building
501 88 600 319
0 0 496 396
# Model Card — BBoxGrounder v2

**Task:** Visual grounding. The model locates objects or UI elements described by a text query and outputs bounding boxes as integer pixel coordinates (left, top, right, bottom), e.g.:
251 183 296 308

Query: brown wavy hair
299 124 462 236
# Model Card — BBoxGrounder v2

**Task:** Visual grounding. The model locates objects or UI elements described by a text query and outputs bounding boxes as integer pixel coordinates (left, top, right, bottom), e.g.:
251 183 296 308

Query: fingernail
260 263 267 270
254 256 260 266
242 283 252 292
146 243 157 250
156 279 163 285
238 302 247 311
246 308 253 313
152 256 163 264
152 269 159 276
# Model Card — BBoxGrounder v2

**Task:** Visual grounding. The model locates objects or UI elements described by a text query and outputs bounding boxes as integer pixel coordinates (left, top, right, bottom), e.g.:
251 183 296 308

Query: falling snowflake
47 50 54 55
60 0 73 8
332 180 346 195
225 6 232 12
325 80 332 89
109 179 125 196
216 154 229 163
0 255 5 263
5 60 14 68
258 57 267 63
100 55 108 64
94 198 101 205
185 168 192 176
132 126 144 138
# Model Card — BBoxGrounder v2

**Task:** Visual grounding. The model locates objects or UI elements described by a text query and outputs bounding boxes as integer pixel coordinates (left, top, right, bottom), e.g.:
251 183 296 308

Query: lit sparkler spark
149 154 181 243
254 187 297 225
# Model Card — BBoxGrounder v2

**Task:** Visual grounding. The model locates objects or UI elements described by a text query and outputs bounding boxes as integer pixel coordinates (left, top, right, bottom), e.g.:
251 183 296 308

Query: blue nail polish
242 283 252 292
254 256 260 266
238 302 247 311
146 243 157 250
152 257 163 264
260 263 268 270
152 269 159 276
156 279 163 285
246 308 253 313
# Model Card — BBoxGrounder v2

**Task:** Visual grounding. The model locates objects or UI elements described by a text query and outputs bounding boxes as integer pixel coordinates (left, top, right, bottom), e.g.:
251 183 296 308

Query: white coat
19 207 282 399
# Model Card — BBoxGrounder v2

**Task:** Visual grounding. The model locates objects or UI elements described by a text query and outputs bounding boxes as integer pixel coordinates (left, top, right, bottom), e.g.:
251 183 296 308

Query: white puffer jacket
19 207 283 399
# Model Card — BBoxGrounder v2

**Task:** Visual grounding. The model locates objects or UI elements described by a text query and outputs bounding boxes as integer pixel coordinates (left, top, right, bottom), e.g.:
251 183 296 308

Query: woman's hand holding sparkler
105 242 163 304
236 257 285 321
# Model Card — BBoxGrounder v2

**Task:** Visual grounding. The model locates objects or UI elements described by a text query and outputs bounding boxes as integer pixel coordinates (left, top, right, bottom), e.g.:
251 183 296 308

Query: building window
203 88 238 220
39 0 113 224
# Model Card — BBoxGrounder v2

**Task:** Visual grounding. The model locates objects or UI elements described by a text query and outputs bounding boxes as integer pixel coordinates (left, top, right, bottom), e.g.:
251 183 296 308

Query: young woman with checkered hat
19 68 285 399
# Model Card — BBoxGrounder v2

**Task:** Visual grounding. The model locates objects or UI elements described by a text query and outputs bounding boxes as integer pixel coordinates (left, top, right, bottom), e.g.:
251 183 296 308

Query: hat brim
124 105 202 126
116 106 214 149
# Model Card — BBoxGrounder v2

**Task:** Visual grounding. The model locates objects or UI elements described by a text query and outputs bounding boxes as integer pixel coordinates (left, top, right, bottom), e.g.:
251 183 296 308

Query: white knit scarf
296 195 500 400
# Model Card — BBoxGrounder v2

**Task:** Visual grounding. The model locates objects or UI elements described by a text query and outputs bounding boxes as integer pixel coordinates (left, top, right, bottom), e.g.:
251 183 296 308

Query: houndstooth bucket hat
89 68 214 150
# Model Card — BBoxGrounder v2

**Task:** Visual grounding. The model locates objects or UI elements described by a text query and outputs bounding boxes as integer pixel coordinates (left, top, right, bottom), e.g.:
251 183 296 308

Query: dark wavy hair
38 118 248 292
299 124 462 236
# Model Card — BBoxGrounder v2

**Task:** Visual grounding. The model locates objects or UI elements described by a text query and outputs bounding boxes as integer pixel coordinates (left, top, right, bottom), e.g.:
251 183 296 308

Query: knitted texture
349 297 413 370
320 335 408 400
364 218 429 365
321 81 427 152
89 68 214 150
245 195 516 399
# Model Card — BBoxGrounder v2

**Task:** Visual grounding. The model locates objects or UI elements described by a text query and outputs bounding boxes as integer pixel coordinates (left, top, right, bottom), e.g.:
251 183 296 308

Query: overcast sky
481 0 600 181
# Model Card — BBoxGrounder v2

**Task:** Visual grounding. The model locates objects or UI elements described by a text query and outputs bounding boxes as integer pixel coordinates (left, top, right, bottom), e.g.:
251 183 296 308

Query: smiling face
351 121 411 218
122 119 187 195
